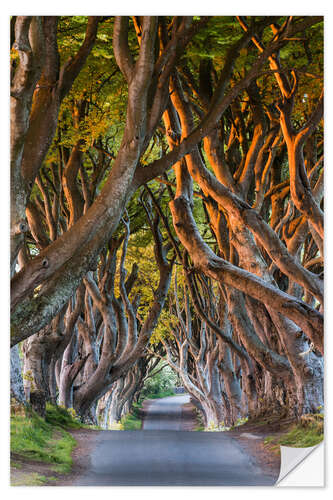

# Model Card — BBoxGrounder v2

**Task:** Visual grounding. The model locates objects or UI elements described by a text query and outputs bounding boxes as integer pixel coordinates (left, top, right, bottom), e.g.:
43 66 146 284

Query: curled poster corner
275 441 324 487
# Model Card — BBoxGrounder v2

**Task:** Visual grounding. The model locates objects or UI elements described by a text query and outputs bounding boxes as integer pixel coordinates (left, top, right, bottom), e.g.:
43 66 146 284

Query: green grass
119 392 182 429
11 461 22 469
11 404 79 473
194 424 205 431
45 403 82 429
45 403 101 430
264 413 324 451
144 389 175 400
120 402 143 430
121 412 142 430
11 472 58 486
277 425 323 448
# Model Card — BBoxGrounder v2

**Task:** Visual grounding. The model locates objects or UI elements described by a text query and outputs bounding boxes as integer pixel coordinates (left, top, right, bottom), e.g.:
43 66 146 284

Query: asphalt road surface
142 394 189 430
74 395 277 486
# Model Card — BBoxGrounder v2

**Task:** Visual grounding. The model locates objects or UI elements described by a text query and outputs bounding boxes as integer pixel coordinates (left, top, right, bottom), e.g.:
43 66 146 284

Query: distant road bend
75 395 277 486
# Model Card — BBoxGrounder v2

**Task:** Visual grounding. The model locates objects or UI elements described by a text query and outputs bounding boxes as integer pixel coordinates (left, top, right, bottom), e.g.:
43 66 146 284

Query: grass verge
118 402 143 430
10 402 82 484
11 472 58 486
143 389 175 400
121 412 142 430
264 413 324 452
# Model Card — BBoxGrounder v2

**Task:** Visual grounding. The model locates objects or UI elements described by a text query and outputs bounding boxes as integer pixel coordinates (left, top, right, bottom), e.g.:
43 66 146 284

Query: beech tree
22 204 173 420
163 19 323 417
10 16 323 424
96 354 163 428
11 16 321 342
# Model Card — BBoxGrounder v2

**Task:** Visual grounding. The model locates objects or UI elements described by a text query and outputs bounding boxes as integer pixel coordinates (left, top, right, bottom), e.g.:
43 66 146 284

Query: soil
181 401 198 430
140 399 152 423
10 428 101 487
11 453 63 486
179 400 287 479
227 415 297 479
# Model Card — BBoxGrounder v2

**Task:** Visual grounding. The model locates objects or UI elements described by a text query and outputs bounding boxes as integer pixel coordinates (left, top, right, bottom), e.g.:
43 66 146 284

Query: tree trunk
10 345 26 403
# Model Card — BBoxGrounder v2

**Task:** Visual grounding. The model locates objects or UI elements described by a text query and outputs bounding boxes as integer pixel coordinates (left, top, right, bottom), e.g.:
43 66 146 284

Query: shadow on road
73 395 278 486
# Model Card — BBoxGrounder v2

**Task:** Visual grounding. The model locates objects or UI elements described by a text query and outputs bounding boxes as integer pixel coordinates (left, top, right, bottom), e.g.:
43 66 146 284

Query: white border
1 2 331 498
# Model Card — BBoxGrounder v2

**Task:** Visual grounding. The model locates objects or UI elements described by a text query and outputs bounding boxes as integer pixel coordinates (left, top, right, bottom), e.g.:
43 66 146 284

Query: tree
10 16 324 423
11 16 321 343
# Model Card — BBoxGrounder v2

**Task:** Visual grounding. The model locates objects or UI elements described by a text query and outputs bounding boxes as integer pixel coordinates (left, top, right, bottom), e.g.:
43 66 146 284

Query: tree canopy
10 15 324 428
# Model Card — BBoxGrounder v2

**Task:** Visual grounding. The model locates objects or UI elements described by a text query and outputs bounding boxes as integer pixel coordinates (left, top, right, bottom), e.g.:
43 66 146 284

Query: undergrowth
144 389 175 400
10 402 80 474
264 413 324 451
117 392 182 429
45 403 82 429
120 412 142 430
110 401 143 430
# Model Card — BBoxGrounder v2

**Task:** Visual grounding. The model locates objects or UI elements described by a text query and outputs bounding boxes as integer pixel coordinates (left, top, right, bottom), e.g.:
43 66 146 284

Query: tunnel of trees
10 15 323 429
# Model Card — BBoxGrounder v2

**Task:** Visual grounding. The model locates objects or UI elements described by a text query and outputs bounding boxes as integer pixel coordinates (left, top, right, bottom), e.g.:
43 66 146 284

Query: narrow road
142 394 189 430
74 395 277 486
